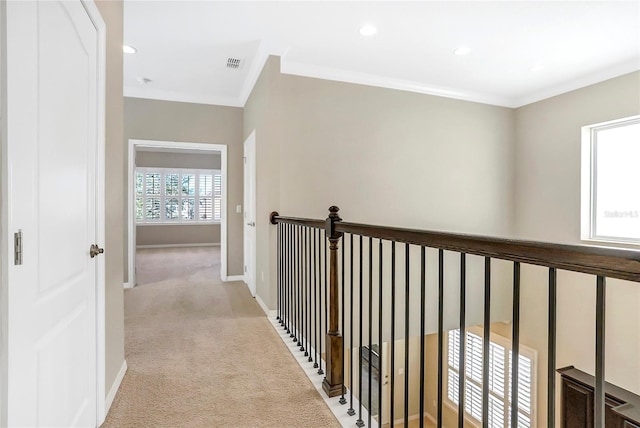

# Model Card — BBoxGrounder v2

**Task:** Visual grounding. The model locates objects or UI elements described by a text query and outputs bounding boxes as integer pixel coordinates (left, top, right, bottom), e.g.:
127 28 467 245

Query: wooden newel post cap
269 211 279 225
326 206 342 239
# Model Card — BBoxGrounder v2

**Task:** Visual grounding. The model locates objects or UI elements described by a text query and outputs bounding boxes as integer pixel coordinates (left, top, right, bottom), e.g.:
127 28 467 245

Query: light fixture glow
454 46 471 56
123 45 137 54
359 24 377 37
529 64 544 72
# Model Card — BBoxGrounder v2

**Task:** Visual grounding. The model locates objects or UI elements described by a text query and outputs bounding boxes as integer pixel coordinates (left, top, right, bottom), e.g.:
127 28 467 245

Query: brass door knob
90 244 104 258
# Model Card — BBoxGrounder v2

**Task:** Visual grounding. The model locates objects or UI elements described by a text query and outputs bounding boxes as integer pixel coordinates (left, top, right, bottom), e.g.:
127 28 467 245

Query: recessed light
123 45 137 54
454 46 471 56
360 24 377 37
529 64 544 72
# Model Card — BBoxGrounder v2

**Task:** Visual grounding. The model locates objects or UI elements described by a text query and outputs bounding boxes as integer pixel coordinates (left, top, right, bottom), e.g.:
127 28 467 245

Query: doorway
127 140 229 287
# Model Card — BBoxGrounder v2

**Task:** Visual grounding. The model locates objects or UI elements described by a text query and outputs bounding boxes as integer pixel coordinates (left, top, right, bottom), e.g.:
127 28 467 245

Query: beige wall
243 56 283 309
124 97 244 281
514 71 640 425
136 151 221 170
245 56 516 311
136 225 220 246
95 0 125 401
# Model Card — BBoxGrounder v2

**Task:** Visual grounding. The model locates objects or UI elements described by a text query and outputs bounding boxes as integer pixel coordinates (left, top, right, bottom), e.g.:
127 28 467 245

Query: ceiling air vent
226 57 243 70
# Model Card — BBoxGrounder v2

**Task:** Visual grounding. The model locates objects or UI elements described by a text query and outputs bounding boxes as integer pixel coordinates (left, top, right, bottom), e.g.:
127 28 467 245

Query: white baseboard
255 294 277 317
136 243 219 249
224 275 245 282
123 282 133 289
105 360 128 415
392 412 437 426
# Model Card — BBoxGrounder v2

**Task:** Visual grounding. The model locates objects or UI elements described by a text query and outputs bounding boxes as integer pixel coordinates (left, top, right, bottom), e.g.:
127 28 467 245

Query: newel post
322 206 344 397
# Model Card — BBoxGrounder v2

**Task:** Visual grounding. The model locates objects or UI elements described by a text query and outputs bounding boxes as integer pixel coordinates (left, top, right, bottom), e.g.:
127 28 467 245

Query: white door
4 1 101 426
243 131 257 296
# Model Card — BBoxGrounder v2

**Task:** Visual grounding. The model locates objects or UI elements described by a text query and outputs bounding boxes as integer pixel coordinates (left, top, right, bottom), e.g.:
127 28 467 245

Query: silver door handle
247 222 255 227
90 244 104 258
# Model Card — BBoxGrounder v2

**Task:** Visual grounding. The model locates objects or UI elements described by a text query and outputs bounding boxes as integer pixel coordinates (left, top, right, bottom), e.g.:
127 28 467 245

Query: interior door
4 1 100 426
243 131 257 296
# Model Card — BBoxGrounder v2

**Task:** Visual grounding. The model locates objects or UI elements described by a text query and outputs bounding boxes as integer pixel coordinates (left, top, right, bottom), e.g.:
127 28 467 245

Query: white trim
128 139 229 286
392 412 437 426
80 1 107 425
280 57 512 108
105 360 127 416
580 115 640 248
239 45 270 106
224 275 245 282
254 294 276 317
513 59 640 107
266 316 378 428
123 282 133 289
136 243 220 249
123 89 242 108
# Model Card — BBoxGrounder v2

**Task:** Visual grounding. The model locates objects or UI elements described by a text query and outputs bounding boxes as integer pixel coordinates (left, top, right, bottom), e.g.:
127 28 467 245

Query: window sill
580 238 640 251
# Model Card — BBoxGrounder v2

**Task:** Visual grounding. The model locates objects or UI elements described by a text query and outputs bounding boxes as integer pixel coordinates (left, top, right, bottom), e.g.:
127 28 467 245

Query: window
135 168 222 224
447 328 536 428
582 116 640 245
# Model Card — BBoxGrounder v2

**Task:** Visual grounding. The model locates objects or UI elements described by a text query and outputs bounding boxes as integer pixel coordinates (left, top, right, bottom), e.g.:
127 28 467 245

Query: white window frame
135 167 222 225
581 115 640 247
445 327 537 428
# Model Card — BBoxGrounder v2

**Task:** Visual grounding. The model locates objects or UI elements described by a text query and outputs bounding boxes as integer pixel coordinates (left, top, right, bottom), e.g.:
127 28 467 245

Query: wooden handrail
272 212 640 283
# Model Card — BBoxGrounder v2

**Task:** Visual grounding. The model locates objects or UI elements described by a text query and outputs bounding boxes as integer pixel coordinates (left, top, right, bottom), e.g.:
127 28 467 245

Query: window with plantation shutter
447 328 536 428
135 168 221 224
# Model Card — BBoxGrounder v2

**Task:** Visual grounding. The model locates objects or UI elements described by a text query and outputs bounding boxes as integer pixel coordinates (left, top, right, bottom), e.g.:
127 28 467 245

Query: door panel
244 131 256 295
5 1 98 426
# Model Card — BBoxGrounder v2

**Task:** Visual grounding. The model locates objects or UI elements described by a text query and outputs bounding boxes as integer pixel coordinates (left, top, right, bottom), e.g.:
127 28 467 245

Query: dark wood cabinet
559 366 640 428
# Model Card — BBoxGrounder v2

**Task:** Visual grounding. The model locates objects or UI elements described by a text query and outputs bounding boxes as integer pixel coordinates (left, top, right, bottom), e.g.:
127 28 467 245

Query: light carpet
102 247 340 428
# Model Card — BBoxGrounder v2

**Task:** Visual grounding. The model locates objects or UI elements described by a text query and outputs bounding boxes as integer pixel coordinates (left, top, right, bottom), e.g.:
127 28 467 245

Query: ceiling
123 1 640 108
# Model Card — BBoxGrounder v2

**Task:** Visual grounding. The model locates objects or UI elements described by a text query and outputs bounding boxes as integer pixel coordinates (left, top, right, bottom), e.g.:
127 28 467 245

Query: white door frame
127 139 229 286
243 131 257 296
0 1 106 425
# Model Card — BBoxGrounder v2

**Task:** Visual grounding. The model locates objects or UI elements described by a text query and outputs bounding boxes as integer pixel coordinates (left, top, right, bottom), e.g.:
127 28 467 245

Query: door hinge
243 156 247 164
244 265 247 273
14 230 23 265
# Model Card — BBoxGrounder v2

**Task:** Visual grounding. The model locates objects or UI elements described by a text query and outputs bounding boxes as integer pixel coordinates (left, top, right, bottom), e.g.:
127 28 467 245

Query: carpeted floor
102 247 340 428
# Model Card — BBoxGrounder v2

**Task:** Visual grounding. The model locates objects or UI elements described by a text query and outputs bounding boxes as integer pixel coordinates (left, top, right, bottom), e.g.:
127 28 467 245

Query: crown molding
280 58 515 108
123 87 243 108
513 59 640 108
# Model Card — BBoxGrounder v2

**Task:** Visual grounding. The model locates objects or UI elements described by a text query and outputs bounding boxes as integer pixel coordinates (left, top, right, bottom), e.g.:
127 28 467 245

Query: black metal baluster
301 227 307 354
348 234 356 416
368 237 373 428
296 225 300 344
419 246 426 428
548 268 557 428
318 227 324 375
277 223 281 323
357 235 364 427
287 224 293 337
437 249 444 428
307 227 312 360
595 276 606 428
324 229 328 372
404 243 410 428
511 262 521 428
340 234 347 404
314 228 319 368
378 239 384 426
482 257 491 427
390 241 396 426
458 253 466 428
